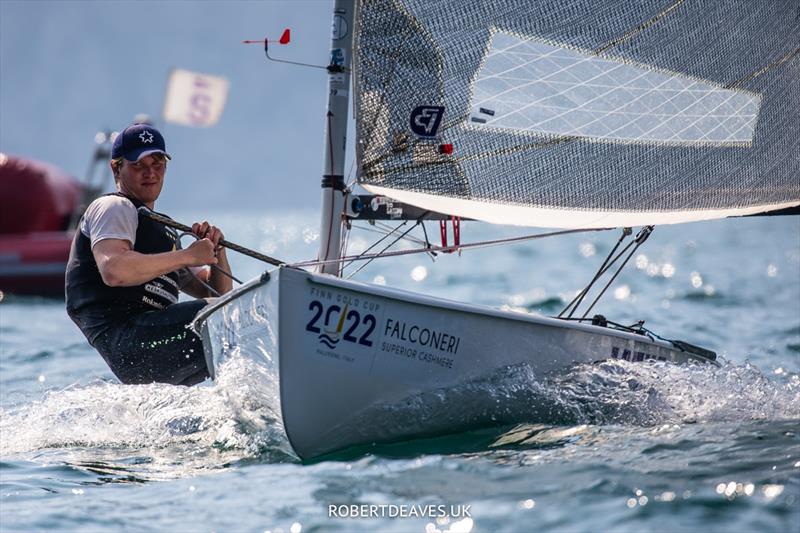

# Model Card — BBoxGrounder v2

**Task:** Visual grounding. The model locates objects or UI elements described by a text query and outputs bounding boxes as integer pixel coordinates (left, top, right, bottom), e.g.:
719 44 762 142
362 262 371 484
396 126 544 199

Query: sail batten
354 0 800 228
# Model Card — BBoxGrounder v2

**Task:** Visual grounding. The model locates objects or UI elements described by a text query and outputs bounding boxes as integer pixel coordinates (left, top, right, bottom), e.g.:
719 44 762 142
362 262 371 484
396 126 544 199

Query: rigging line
594 0 687 55
349 228 424 281
420 220 433 249
350 223 403 238
628 323 716 359
339 220 409 273
560 227 632 318
562 228 633 317
339 218 351 277
348 223 431 257
558 316 646 334
345 155 357 187
374 221 428 246
141 208 283 266
418 221 439 261
341 209 433 274
172 226 223 296
727 47 800 89
209 264 243 285
354 223 427 247
629 323 670 343
340 218 351 255
579 226 654 321
180 267 220 298
175 231 243 288
563 237 636 316
292 227 608 269
346 221 421 279
564 238 635 318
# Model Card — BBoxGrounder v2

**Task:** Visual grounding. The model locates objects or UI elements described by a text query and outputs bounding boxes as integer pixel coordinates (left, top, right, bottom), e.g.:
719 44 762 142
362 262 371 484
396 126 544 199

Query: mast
317 0 355 276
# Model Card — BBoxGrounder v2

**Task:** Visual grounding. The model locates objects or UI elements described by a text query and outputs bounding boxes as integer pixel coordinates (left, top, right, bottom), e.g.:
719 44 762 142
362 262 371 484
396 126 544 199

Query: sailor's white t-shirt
80 195 199 288
81 195 138 248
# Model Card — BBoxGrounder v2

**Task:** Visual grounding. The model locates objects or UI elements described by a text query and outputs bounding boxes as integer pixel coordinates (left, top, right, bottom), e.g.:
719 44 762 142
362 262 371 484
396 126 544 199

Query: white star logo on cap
139 130 154 144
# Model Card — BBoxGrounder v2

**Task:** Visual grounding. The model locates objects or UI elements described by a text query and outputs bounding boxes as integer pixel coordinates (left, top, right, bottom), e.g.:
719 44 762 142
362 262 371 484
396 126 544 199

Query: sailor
65 123 232 386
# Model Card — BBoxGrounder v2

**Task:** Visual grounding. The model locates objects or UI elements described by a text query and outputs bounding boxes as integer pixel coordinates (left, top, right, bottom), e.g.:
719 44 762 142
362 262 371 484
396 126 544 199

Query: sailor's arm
179 221 234 297
209 247 233 295
179 247 233 298
93 238 217 287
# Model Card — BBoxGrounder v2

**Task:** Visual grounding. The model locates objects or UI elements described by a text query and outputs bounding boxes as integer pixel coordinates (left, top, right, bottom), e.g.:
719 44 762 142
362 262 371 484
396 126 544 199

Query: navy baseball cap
111 124 172 162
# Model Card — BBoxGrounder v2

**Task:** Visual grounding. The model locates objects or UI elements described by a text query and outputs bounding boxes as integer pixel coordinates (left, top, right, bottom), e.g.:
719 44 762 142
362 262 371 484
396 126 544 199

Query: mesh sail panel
354 0 800 228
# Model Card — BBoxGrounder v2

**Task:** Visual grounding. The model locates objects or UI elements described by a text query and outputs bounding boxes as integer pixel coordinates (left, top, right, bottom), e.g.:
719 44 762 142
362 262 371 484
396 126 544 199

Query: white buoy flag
162 69 229 127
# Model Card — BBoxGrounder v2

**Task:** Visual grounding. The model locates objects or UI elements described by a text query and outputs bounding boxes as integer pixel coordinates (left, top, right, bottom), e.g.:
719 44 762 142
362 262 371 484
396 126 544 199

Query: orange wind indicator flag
242 28 291 45
243 28 328 71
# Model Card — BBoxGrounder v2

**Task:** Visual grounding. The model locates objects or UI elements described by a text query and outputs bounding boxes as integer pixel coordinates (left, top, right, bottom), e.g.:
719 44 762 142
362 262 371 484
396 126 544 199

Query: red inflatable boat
0 153 84 297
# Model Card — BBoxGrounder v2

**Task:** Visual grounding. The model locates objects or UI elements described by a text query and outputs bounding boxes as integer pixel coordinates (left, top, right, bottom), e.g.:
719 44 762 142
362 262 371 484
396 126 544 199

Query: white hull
195 266 714 459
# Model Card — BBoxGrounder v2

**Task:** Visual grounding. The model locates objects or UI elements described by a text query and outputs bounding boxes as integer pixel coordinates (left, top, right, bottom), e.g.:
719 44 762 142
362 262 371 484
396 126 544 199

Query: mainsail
354 0 800 228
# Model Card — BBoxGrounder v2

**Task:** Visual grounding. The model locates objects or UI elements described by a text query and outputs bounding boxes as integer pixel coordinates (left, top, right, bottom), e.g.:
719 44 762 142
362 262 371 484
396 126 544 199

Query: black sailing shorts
92 300 210 386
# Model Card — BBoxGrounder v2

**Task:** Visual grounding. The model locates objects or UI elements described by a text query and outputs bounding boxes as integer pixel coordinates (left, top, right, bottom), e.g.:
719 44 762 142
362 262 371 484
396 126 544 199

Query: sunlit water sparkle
1 211 798 532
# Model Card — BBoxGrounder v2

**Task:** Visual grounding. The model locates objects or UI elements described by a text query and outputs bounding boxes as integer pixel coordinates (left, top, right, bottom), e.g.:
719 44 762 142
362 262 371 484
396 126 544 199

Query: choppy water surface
1 212 798 532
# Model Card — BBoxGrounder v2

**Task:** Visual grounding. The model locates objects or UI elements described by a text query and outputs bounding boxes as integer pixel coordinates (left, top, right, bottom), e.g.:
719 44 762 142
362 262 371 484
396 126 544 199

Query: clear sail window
470 31 761 145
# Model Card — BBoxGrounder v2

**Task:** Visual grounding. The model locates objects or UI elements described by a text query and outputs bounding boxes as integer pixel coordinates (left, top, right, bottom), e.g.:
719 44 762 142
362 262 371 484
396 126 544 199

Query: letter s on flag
162 68 229 127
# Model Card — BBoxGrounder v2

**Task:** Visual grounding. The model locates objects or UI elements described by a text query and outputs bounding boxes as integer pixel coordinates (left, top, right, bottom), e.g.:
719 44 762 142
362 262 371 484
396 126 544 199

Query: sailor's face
116 155 166 207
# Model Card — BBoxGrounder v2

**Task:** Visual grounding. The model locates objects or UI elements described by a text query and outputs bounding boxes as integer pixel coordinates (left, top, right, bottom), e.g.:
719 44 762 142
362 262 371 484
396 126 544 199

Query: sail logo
330 48 345 67
306 300 376 349
410 106 444 137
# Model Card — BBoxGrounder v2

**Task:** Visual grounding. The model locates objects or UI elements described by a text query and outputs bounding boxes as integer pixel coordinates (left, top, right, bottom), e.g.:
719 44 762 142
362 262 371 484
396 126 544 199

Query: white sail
361 184 799 228
354 0 800 228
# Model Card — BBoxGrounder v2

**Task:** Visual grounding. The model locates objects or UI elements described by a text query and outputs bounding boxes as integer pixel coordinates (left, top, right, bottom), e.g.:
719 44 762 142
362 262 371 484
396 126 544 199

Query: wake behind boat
191 0 797 460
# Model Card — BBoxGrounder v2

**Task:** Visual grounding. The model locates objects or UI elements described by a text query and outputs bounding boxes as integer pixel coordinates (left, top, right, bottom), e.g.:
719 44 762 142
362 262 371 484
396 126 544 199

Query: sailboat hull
195 266 713 459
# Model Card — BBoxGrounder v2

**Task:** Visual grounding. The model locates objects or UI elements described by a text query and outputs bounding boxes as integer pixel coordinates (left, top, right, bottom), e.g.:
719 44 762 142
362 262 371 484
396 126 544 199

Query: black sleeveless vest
65 193 182 335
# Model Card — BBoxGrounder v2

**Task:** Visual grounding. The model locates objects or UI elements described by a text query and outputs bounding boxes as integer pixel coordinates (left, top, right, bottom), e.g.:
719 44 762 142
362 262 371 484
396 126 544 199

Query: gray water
1 211 798 532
